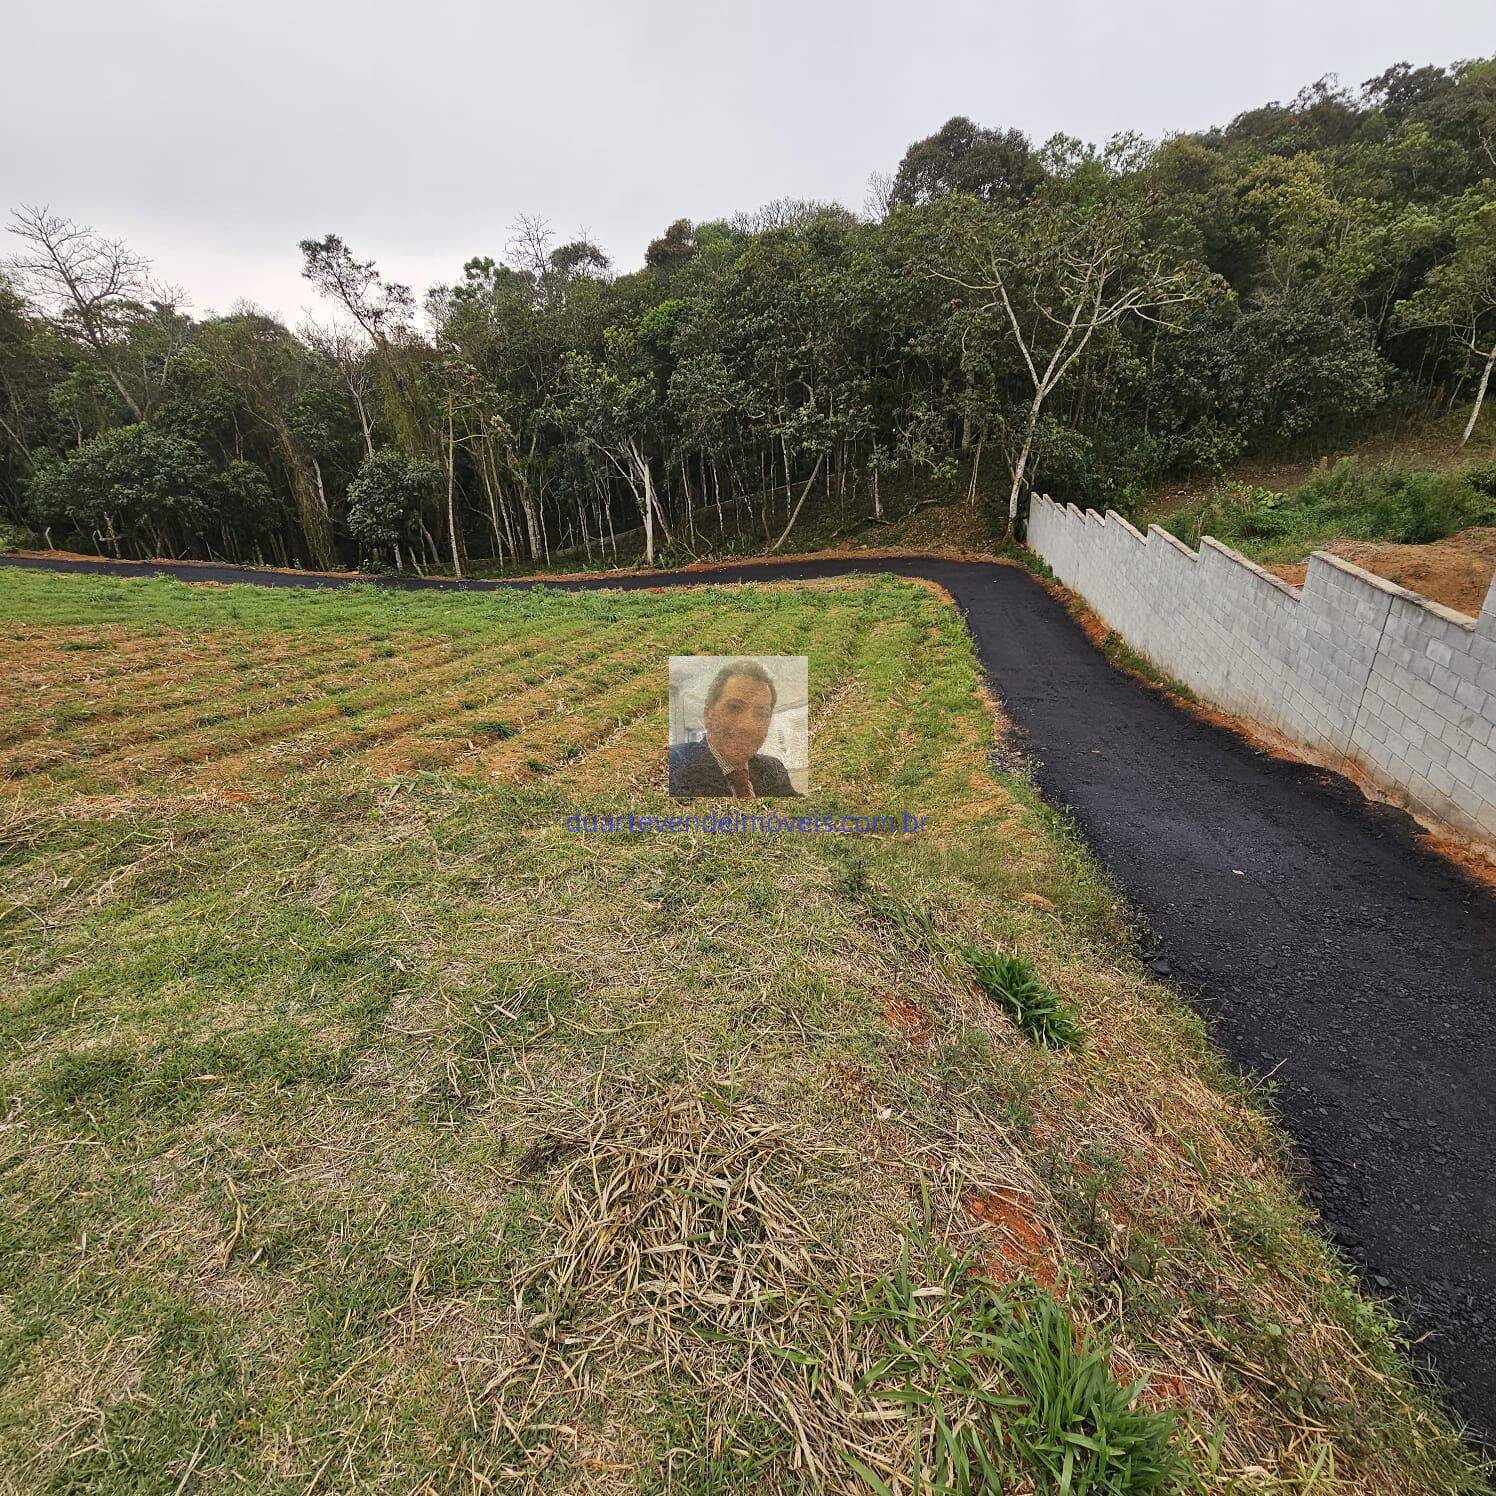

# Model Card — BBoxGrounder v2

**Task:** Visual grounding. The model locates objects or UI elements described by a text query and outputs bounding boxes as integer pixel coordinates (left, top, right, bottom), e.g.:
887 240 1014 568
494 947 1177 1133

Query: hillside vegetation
1156 459 1496 565
0 569 1485 1491
2 58 1494 575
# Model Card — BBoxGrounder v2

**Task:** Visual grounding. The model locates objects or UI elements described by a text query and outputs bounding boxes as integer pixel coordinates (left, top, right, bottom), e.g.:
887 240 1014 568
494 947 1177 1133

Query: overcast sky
3 0 1491 327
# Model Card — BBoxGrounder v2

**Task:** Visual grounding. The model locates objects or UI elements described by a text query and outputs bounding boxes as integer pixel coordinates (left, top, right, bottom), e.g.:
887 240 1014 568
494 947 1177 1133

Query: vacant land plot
0 571 1483 1492
1147 459 1496 615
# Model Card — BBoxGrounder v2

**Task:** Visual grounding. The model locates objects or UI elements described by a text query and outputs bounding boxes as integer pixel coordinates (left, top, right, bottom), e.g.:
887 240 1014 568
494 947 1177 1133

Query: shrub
1161 458 1496 560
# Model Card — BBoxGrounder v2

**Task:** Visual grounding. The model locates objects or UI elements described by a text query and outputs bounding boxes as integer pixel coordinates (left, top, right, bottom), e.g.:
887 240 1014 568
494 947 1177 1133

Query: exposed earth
6 548 1494 1443
1267 525 1496 617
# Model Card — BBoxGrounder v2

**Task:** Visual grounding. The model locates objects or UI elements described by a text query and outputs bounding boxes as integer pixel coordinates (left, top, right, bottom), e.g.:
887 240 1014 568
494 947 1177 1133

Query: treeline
1 58 1493 572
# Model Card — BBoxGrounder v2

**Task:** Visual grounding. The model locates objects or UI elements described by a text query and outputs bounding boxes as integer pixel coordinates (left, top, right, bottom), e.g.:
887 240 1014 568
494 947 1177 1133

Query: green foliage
644 217 696 272
345 447 440 555
25 424 214 546
846 1244 1179 1493
889 116 1044 208
1162 458 1496 560
0 515 32 551
958 947 1083 1049
1226 291 1388 448
3 55 1496 569
1392 186 1496 379
215 458 283 537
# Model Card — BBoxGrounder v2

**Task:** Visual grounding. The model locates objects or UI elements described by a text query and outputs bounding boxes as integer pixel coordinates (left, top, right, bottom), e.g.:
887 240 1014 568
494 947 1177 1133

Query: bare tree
863 171 895 221
938 198 1204 531
730 199 855 237
506 214 554 283
302 317 377 459
4 205 176 422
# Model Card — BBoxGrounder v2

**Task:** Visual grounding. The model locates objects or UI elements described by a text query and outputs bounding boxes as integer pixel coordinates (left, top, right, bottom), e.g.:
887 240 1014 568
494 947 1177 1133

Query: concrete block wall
1026 494 1496 850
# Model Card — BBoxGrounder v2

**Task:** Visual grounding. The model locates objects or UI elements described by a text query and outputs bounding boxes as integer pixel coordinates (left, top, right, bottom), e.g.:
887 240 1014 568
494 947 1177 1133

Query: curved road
6 550 1495 1439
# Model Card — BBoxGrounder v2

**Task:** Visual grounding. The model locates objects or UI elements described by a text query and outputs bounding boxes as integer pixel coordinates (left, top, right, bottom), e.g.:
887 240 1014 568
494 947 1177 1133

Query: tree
4 207 180 423
4 52 1496 570
863 171 895 221
553 352 671 566
196 309 339 569
1236 153 1378 299
26 424 212 556
299 234 427 453
214 458 283 557
346 447 439 567
645 219 696 273
549 239 611 283
1393 190 1496 444
939 194 1207 530
302 320 378 459
1361 62 1456 124
298 234 413 343
1230 290 1385 446
0 278 59 498
890 117 1043 208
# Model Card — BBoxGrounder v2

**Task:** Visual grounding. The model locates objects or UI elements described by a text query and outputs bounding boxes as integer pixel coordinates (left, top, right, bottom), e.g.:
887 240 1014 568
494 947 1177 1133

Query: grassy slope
1139 407 1496 533
0 570 1485 1493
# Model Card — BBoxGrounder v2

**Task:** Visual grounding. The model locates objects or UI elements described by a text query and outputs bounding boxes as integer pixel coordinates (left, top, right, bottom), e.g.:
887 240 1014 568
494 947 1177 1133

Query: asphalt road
6 550 1494 1438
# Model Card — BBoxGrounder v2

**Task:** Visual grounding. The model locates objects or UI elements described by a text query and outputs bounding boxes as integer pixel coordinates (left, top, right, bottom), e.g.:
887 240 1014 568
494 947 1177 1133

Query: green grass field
0 569 1484 1493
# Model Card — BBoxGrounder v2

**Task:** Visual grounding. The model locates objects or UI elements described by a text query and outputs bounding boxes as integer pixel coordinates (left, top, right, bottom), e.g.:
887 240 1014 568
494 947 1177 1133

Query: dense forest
2 58 1493 572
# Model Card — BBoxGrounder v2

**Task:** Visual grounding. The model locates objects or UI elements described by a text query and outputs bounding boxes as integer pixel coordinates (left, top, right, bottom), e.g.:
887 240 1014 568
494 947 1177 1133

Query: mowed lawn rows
0 582 879 796
0 569 1485 1495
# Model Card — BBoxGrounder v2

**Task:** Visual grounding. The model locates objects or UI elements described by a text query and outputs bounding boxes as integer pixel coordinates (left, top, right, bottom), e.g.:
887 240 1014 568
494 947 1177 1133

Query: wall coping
1198 536 1302 599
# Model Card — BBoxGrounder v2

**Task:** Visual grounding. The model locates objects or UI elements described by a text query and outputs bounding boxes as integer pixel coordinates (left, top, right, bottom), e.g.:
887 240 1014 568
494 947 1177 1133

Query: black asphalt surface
6 550 1495 1439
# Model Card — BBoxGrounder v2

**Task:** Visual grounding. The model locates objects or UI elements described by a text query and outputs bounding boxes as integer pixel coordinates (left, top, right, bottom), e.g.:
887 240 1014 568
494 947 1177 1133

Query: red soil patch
883 994 935 1046
966 1188 1057 1289
495 543 1011 587
1134 1371 1192 1412
1267 527 1496 618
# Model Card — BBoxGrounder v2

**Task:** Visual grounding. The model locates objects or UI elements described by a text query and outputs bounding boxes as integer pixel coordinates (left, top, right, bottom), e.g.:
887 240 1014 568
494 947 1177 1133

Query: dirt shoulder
1266 526 1496 618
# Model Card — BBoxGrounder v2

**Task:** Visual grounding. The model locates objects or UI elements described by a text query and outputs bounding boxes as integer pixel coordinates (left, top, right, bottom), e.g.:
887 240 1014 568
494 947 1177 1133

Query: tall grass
1159 459 1496 564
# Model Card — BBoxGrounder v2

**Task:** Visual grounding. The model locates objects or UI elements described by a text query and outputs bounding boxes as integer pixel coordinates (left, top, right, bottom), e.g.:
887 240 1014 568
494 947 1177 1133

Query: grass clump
958 946 1081 1050
1159 458 1496 564
845 1245 1178 1494
848 868 1082 1050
